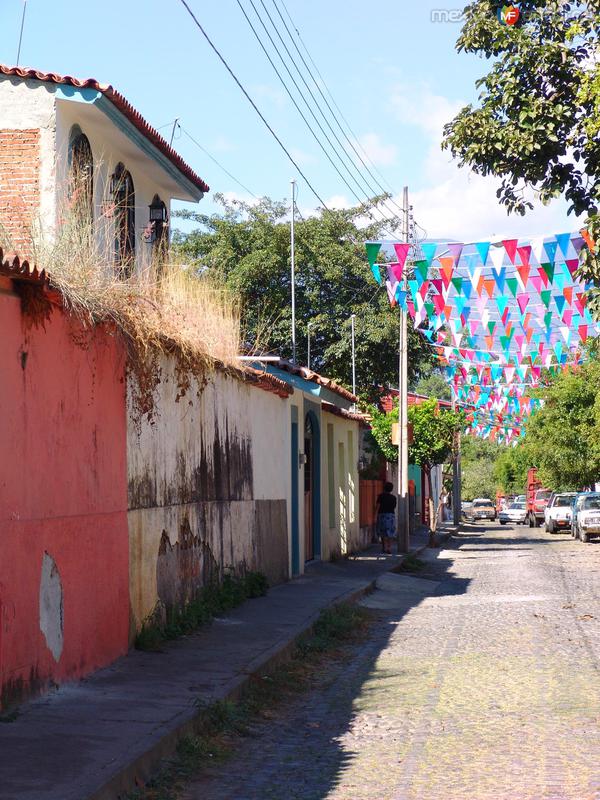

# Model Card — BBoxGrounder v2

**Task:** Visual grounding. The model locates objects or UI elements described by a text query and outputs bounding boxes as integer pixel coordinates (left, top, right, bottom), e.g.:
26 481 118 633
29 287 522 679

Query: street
183 522 600 800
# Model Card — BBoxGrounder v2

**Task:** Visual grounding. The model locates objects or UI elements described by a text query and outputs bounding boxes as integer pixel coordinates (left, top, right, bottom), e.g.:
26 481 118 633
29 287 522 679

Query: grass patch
124 603 372 800
393 554 426 574
135 572 269 651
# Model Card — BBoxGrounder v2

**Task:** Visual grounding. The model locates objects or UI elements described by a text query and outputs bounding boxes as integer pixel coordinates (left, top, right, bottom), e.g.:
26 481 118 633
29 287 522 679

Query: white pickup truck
544 492 577 533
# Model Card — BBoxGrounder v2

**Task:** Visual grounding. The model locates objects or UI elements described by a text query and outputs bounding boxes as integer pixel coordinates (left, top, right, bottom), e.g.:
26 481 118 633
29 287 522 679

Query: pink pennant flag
565 259 579 278
390 263 404 282
393 243 410 270
419 280 430 300
504 367 515 383
503 239 519 264
517 294 530 314
469 320 479 336
529 273 543 293
562 310 573 326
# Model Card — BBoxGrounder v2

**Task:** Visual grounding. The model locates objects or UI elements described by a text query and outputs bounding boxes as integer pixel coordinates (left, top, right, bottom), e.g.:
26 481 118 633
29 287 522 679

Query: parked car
465 498 497 522
526 468 552 527
499 501 527 525
572 493 600 543
544 492 577 533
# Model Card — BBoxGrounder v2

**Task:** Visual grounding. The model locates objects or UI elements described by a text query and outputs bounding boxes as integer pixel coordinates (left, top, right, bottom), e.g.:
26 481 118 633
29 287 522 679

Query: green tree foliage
411 367 452 401
493 441 531 495
408 399 465 540
443 1 600 265
368 401 398 464
173 194 434 392
460 436 502 500
523 361 600 490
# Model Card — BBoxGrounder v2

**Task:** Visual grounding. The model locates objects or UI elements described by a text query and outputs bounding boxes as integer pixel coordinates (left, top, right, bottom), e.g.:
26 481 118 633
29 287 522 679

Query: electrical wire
181 126 260 199
176 0 330 209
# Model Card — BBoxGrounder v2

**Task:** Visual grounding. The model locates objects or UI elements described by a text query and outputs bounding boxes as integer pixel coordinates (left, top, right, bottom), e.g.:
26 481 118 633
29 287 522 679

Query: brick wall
0 129 40 256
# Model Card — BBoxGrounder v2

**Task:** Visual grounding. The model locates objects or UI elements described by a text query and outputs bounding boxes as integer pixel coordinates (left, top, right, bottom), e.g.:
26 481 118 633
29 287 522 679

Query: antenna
16 0 27 67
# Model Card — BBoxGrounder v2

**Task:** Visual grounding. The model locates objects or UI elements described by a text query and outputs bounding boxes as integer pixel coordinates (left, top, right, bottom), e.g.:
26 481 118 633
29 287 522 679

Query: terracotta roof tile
276 360 358 404
0 64 209 194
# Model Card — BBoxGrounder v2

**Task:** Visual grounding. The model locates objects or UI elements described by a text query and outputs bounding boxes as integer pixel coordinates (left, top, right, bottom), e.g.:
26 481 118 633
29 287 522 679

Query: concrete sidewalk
0 529 454 800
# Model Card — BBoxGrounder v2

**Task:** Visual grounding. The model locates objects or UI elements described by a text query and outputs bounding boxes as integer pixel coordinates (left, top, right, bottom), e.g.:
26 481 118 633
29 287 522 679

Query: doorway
304 411 321 562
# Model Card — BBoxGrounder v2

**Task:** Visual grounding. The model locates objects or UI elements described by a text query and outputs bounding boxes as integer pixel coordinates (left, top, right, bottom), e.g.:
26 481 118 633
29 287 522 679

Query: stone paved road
182 523 600 800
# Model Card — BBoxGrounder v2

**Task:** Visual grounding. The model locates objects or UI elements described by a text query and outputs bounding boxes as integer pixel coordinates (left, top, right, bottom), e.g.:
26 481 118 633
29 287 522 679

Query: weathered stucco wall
127 358 290 634
0 281 129 708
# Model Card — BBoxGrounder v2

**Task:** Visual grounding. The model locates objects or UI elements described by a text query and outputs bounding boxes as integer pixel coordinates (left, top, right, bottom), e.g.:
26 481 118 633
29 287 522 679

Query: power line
181 126 260 199
16 0 27 66
239 0 404 236
176 0 330 209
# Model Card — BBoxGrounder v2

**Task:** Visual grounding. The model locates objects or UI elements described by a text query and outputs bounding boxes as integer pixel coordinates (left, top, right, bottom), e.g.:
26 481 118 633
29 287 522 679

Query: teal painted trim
55 86 102 104
305 407 322 561
94 95 202 201
266 365 322 398
291 405 298 423
291 418 300 576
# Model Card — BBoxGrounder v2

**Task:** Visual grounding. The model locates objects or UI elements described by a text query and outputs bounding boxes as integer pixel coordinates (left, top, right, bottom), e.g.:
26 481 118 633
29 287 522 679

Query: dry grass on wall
1 189 242 420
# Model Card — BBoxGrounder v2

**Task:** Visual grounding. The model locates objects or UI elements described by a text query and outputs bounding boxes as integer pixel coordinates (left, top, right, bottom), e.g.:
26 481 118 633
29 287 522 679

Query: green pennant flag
500 336 510 351
540 262 555 283
424 301 434 318
541 290 552 308
506 277 519 297
451 277 464 294
414 259 429 283
544 311 553 329
487 321 497 335
365 242 382 268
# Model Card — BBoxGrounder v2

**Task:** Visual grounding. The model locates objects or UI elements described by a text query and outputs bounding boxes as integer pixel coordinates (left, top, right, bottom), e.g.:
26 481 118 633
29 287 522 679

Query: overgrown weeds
393 554 426 574
135 571 269 651
125 603 372 800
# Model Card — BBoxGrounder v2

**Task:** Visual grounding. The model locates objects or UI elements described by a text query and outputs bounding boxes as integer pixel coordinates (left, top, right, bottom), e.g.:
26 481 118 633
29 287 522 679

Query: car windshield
509 503 525 510
553 494 575 507
582 496 600 510
537 491 552 501
473 500 492 508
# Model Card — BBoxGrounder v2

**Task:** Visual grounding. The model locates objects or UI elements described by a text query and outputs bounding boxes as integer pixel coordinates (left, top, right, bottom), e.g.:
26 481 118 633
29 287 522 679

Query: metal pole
307 321 313 369
397 186 410 553
290 179 297 364
351 314 356 400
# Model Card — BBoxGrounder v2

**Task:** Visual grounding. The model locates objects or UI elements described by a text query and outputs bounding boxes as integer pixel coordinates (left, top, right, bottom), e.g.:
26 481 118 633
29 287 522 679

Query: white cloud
290 147 317 167
388 84 575 242
356 133 398 167
251 84 287 108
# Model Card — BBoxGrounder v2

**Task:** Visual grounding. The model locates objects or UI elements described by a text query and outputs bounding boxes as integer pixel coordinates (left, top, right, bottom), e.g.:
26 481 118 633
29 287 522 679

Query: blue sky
1 0 574 241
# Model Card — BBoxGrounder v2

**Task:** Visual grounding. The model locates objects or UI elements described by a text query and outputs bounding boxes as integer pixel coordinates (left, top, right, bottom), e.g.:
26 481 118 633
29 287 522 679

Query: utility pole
350 314 356 402
290 179 297 364
397 186 410 553
307 321 314 369
452 386 462 526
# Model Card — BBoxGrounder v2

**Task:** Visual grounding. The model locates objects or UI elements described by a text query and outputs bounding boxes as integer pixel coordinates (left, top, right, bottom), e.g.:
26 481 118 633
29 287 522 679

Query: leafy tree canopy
493 441 531 495
173 194 434 393
411 367 452 401
408 399 464 473
443 1 600 261
460 436 502 500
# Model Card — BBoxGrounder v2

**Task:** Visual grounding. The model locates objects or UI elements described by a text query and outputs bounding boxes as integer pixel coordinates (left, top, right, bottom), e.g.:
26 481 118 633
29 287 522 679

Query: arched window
68 125 93 223
111 162 135 275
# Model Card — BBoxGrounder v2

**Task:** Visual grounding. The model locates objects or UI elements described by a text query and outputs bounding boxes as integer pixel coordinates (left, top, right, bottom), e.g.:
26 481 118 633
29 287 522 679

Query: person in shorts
376 482 397 554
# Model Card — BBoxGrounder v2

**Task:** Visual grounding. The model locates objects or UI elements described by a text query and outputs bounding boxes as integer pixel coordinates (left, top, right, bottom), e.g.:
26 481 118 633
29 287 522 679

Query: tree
173 194 434 392
493 441 531 495
523 361 600 490
460 436 502 500
408 399 464 545
411 367 452 401
442 2 600 258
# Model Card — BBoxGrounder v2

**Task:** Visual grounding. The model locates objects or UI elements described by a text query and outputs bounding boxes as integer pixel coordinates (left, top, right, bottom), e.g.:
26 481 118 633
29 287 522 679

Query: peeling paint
39 552 64 662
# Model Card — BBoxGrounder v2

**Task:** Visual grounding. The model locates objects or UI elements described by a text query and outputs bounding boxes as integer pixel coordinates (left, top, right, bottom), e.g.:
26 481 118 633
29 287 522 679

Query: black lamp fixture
149 194 167 224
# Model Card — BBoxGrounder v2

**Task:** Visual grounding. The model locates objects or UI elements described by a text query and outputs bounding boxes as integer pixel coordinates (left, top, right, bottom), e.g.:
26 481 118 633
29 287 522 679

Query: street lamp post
307 321 314 370
350 314 357 403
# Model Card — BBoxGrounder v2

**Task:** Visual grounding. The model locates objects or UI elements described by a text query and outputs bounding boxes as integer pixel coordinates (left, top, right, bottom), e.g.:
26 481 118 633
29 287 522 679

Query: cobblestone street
183 523 600 800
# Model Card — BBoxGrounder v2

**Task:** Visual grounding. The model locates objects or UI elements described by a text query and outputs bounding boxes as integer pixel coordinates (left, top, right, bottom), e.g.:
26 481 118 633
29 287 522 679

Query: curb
95 535 456 800
93 578 380 800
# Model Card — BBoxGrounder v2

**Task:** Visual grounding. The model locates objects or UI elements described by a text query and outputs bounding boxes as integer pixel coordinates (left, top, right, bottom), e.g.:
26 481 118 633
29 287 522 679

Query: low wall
127 358 290 635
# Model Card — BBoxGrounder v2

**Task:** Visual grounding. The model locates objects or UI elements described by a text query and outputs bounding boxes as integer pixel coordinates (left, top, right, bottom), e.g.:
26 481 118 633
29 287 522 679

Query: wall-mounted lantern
149 195 168 224
144 194 168 245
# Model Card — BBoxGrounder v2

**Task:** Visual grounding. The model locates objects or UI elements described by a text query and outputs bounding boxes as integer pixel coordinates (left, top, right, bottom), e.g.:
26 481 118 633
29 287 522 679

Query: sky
0 0 577 242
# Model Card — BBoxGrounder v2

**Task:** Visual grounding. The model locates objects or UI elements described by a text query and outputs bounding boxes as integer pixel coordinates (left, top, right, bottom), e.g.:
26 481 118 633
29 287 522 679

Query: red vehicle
526 468 552 528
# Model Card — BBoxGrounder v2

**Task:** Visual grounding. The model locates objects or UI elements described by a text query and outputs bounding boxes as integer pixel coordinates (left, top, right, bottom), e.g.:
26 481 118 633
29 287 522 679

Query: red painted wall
0 280 129 707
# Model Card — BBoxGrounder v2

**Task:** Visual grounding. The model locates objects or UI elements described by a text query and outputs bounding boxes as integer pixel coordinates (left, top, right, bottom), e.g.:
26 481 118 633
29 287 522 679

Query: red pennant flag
503 239 519 263
517 264 531 286
563 286 574 304
579 325 589 343
581 228 596 254
565 259 579 277
517 244 531 266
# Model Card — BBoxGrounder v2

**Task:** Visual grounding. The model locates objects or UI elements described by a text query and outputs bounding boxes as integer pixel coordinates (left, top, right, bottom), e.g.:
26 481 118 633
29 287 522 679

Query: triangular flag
517 245 531 266
554 295 566 315
452 277 464 294
484 278 495 298
371 264 382 284
563 286 574 305
439 256 455 288
541 290 552 308
579 324 589 343
541 262 555 283
421 242 438 265
565 259 579 278
555 233 572 258
517 264 531 287
366 242 382 268
544 239 558 263
506 277 519 297
448 243 464 263
530 274 543 293
490 247 506 271
475 241 490 265
530 237 546 266
393 243 410 270
503 239 519 264
571 236 585 255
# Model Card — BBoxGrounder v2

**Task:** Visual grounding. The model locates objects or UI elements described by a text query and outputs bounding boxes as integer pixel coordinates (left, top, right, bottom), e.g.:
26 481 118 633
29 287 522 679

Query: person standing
376 482 397 554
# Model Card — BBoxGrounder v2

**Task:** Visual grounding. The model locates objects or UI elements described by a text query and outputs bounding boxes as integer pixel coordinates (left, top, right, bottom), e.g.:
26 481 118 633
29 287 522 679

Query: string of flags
366 230 597 445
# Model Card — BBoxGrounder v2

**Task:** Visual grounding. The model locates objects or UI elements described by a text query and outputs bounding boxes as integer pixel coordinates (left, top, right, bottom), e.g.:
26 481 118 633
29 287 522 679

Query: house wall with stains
0 278 129 708
127 356 290 635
